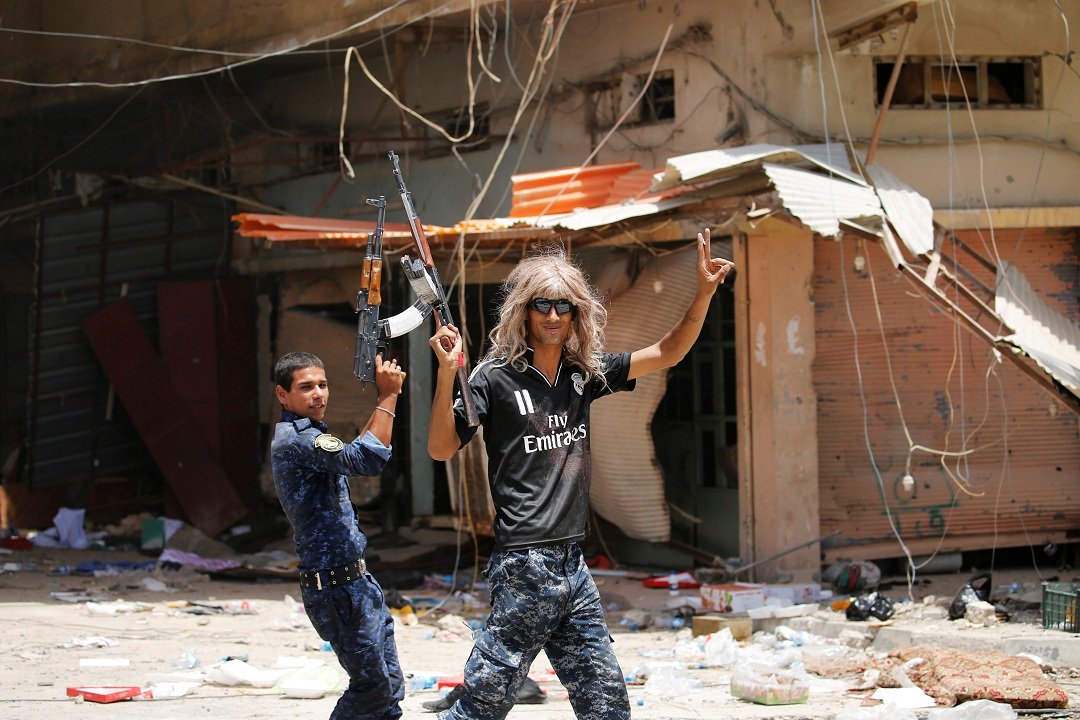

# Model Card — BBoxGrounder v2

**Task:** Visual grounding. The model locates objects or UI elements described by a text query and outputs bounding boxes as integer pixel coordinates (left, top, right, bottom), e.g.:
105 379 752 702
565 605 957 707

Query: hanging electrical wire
0 0 420 89
532 21 674 221
811 0 965 590
337 31 480 177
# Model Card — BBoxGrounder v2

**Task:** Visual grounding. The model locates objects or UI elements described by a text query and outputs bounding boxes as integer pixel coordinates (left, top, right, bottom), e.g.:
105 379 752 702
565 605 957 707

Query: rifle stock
388 150 479 428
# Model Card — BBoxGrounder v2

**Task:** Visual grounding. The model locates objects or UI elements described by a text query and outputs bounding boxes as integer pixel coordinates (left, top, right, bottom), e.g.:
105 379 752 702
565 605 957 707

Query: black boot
421 679 548 713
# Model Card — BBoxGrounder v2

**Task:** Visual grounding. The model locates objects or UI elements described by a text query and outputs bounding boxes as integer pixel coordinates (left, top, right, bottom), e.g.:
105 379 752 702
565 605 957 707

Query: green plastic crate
1041 582 1079 633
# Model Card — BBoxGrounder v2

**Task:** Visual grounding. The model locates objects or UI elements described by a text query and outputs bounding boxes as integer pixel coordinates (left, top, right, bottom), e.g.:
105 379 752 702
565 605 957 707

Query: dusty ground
2 540 1079 720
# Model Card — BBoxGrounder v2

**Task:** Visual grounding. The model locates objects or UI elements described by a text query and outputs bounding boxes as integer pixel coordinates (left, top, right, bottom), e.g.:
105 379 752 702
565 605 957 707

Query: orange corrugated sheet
607 167 663 204
232 213 541 247
509 161 642 217
233 214 410 242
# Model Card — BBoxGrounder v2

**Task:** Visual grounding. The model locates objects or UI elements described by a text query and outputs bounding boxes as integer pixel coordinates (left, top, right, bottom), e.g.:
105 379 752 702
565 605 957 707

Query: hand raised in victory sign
697 227 735 295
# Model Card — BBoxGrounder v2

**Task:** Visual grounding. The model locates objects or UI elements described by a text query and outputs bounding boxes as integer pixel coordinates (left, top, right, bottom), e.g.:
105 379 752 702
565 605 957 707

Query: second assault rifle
354 196 445 385
388 150 479 427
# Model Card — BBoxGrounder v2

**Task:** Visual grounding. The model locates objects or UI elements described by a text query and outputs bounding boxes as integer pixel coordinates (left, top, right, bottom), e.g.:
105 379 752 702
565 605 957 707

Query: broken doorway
651 280 739 559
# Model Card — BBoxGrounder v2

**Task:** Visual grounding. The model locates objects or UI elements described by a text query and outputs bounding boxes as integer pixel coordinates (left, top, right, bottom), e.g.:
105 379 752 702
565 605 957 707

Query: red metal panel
158 283 220 457
215 280 260 510
82 297 247 536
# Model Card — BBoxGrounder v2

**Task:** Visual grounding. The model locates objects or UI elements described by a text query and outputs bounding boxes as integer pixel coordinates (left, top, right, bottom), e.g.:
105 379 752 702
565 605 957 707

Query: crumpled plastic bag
204 659 284 688
927 699 1017 720
275 662 341 699
836 703 918 720
824 560 882 593
948 572 991 621
845 591 894 621
643 662 703 697
703 627 737 667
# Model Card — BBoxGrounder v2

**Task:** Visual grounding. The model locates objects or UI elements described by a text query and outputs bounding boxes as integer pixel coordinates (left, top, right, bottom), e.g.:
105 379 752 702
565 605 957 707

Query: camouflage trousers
439 542 629 720
302 572 404 720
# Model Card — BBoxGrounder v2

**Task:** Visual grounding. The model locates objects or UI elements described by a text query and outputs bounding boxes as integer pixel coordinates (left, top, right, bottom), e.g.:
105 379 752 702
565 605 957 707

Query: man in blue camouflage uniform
272 350 407 720
427 232 734 720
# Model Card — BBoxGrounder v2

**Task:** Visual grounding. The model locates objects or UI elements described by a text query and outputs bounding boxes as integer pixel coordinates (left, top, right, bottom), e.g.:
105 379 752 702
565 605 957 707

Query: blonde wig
486 246 608 381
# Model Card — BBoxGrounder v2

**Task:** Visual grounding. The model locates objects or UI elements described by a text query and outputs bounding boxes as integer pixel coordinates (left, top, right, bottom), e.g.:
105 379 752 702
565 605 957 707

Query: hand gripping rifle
388 150 480 427
352 199 449 384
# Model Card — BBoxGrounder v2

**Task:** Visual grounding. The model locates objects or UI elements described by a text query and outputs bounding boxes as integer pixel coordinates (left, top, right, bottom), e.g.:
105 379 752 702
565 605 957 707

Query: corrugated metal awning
762 162 882 237
235 143 926 247
996 261 1080 394
866 163 935 255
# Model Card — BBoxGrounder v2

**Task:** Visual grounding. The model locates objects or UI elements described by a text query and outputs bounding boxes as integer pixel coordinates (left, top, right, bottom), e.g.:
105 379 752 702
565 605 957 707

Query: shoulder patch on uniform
313 433 344 452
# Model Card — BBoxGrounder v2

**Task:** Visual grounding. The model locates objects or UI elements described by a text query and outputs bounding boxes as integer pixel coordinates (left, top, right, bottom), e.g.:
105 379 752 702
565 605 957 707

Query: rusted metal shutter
813 229 1079 561
27 197 226 488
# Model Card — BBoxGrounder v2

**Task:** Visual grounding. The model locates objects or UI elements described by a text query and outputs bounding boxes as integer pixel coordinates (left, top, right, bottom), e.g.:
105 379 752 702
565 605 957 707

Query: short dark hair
274 352 325 391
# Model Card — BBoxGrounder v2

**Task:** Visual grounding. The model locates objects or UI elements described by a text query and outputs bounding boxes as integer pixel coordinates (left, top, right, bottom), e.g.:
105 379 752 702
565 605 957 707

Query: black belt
299 557 367 590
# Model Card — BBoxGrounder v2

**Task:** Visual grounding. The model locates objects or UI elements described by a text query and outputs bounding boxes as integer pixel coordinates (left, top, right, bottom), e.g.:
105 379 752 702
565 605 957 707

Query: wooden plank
82 297 247 536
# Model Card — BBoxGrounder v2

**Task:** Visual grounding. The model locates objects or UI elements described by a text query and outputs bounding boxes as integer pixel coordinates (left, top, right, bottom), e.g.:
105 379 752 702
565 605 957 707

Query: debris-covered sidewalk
1 521 1079 719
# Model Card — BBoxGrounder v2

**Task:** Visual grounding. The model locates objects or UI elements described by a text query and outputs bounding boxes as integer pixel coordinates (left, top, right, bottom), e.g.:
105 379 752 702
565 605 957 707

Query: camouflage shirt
271 411 391 570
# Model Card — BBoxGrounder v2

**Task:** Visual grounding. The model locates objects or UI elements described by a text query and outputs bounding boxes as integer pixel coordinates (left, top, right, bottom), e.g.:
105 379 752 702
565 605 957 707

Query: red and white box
699 583 765 613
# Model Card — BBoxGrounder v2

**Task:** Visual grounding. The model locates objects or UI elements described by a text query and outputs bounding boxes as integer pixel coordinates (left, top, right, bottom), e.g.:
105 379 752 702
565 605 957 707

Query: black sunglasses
529 297 576 315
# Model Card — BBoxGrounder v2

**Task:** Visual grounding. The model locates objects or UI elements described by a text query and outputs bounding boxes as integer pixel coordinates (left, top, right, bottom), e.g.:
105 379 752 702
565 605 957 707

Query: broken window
587 69 676 131
875 56 1041 108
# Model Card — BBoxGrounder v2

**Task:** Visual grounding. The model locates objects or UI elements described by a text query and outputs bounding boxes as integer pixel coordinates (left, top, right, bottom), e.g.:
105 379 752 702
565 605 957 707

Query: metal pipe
866 22 913 167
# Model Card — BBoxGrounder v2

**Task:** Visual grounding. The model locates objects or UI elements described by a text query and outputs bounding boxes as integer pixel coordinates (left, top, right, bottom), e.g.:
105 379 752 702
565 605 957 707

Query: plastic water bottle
668 572 679 596
407 673 438 691
171 649 200 669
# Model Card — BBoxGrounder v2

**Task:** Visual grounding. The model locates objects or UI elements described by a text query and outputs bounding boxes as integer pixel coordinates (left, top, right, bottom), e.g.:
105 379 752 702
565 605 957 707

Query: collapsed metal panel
82 297 247 536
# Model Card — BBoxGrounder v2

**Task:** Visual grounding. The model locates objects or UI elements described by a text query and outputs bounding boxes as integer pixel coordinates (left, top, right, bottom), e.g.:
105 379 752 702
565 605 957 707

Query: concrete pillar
408 322 434 517
737 221 821 582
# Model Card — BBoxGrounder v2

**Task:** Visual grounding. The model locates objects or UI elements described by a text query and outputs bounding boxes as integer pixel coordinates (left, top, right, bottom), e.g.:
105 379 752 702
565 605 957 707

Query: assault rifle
388 150 480 427
353 196 387 385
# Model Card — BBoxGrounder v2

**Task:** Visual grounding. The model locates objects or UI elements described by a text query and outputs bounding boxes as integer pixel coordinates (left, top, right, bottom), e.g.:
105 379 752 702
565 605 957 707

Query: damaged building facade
0 0 1076 580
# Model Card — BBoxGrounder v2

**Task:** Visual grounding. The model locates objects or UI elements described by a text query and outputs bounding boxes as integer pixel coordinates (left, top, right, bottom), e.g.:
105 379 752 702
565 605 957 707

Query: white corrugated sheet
996 261 1080 394
762 162 882 237
866 164 935 255
651 143 865 191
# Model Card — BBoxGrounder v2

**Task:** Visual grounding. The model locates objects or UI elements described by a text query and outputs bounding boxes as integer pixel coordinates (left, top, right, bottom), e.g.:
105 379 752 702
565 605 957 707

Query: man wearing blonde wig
427 229 734 720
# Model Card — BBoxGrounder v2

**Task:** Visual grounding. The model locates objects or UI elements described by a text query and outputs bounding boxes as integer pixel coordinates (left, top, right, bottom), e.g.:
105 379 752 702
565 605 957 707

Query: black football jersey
453 349 635 550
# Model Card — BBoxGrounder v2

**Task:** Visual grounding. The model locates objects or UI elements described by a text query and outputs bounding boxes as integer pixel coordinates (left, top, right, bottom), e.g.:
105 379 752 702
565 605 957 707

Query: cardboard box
763 583 821 604
691 614 753 640
699 583 765 613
